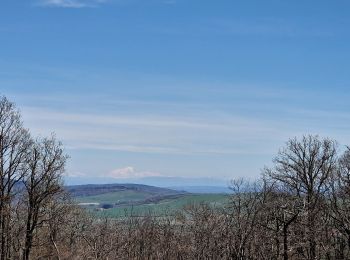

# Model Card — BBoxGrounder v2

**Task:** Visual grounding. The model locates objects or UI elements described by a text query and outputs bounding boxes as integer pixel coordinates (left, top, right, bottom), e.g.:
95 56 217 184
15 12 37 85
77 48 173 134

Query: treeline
1 96 350 259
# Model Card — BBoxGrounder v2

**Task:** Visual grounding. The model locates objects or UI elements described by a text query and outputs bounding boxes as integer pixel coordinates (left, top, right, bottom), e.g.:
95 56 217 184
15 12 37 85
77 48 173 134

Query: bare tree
0 97 31 259
266 135 338 259
225 178 270 259
328 147 350 258
260 183 301 260
22 136 67 260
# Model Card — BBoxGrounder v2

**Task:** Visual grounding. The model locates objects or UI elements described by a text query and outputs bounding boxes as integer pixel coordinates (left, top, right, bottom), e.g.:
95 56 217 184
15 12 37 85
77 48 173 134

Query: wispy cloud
107 166 164 179
21 106 284 155
38 0 107 8
66 171 87 177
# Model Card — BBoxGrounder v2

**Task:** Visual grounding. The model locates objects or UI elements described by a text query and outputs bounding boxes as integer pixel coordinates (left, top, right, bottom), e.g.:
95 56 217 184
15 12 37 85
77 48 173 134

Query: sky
1 0 350 185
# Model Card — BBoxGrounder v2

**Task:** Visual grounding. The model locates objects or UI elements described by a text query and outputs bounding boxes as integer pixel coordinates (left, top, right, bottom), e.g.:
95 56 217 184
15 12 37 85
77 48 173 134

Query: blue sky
1 0 350 184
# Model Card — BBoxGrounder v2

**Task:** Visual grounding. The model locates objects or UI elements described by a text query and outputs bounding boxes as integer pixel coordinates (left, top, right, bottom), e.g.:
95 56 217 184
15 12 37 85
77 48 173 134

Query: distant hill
66 183 184 197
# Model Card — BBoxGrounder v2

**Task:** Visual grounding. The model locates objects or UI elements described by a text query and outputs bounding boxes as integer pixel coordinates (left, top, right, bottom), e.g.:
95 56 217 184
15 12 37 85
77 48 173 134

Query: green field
77 193 229 218
70 183 230 218
76 190 152 204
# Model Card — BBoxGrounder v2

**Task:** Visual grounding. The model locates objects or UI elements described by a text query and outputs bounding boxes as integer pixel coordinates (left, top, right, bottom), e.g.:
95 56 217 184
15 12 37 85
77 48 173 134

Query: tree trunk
283 225 288 260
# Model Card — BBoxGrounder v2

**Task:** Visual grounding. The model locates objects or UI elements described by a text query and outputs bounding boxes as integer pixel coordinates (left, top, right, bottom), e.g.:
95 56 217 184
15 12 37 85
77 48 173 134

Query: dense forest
1 95 350 259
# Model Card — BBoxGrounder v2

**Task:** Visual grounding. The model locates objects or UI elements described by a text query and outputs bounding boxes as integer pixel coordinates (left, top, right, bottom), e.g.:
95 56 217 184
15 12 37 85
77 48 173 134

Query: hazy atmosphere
1 0 350 185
